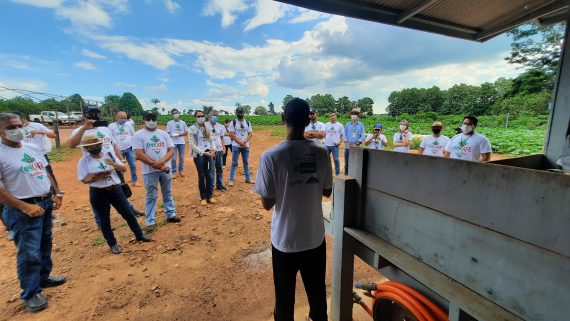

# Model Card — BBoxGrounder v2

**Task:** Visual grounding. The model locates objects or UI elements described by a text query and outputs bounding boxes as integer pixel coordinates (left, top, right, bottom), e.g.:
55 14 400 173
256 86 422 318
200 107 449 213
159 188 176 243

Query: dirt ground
0 127 380 321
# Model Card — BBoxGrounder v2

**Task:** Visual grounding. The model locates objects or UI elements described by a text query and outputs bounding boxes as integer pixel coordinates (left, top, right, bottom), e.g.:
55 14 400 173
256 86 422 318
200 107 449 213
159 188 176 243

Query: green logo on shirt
20 153 46 180
22 153 35 163
150 135 160 143
98 162 107 171
96 131 105 139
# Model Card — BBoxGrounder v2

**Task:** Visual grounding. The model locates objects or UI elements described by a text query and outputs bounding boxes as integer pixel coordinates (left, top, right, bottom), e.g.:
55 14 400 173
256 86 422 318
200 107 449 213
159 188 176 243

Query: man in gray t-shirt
254 98 332 321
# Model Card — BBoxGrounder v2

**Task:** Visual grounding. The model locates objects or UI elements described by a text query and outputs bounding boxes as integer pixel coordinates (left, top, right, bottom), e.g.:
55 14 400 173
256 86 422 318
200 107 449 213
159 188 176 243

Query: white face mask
399 125 407 131
145 120 157 129
351 114 358 121
173 113 180 120
5 128 25 143
461 124 473 134
196 117 205 125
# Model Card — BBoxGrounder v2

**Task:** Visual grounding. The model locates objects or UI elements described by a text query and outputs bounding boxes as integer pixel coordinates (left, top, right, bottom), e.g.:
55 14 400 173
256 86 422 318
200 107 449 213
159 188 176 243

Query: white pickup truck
29 111 76 125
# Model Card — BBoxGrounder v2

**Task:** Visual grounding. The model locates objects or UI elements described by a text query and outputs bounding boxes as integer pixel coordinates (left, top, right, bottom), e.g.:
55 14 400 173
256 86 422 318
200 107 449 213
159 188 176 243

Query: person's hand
30 130 45 136
104 159 120 168
151 163 163 169
97 172 112 179
210 151 217 158
83 119 95 130
21 203 44 217
161 166 171 173
53 195 62 210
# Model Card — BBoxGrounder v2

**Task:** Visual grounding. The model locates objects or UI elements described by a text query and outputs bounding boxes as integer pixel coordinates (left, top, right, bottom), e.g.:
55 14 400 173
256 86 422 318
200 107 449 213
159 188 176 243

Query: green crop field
151 113 548 156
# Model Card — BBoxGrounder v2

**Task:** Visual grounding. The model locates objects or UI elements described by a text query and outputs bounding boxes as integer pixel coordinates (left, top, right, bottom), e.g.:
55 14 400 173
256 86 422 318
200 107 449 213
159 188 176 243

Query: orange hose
357 281 449 321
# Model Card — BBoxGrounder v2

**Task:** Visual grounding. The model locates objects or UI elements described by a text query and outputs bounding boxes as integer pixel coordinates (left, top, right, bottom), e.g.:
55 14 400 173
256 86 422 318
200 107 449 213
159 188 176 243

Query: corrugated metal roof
276 0 569 41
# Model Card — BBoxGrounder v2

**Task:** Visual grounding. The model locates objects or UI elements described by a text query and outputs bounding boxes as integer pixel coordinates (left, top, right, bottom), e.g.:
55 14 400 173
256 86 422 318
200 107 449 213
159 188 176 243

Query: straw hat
431 121 443 128
77 134 102 148
349 107 361 115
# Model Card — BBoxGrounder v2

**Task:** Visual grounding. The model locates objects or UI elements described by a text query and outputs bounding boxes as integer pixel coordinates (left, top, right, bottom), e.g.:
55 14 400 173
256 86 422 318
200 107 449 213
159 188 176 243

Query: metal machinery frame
286 1 570 320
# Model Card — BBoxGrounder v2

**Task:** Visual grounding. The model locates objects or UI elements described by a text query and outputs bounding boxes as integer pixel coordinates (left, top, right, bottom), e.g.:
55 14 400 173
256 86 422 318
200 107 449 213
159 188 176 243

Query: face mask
118 119 126 125
211 116 218 123
432 128 441 134
196 117 205 125
5 128 25 143
461 124 473 134
87 146 102 155
237 114 244 120
145 120 157 129
173 113 180 120
399 125 407 131
351 115 358 121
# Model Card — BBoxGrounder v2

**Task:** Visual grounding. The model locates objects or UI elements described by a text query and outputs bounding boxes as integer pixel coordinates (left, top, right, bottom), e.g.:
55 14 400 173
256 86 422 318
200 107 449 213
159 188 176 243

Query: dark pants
194 155 214 200
223 144 231 166
44 154 58 186
272 240 327 321
214 150 224 189
344 148 349 175
5 199 54 300
89 186 144 247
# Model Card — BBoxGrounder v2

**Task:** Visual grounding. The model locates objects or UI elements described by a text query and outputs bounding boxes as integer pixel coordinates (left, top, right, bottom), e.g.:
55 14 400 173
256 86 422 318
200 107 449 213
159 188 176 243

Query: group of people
0 102 492 319
304 108 492 176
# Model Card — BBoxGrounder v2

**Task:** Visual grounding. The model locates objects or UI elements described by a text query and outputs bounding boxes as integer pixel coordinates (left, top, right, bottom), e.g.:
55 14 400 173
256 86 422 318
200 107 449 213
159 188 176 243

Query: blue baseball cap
374 123 383 129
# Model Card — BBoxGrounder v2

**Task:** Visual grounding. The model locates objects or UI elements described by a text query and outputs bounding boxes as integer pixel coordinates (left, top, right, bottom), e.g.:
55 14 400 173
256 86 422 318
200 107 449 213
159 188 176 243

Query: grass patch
48 148 76 162
256 125 285 138
92 236 106 246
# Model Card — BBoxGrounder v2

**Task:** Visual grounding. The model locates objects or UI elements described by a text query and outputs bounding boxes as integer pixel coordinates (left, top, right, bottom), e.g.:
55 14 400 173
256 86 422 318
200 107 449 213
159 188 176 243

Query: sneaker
40 276 67 288
145 225 156 233
110 244 122 254
179 172 185 177
228 181 234 187
207 198 217 204
167 215 181 223
245 180 255 184
172 174 178 180
132 208 145 217
200 200 207 206
217 186 227 192
24 293 48 312
136 235 153 242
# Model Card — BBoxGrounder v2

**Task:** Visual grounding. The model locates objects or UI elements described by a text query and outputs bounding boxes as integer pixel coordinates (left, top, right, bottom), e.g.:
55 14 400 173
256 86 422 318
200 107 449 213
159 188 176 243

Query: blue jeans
5 199 53 300
194 155 215 199
214 150 224 189
120 147 138 183
326 146 340 176
143 171 176 226
93 202 137 228
171 144 185 174
229 146 251 182
89 186 144 246
344 148 349 175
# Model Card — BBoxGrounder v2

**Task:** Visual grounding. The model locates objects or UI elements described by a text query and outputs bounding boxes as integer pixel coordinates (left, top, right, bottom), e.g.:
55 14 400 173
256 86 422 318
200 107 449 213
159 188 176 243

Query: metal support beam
397 0 440 24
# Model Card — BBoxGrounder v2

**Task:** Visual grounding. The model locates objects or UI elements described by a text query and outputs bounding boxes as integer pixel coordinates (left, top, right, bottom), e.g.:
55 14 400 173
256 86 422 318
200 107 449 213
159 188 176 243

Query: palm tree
151 98 160 108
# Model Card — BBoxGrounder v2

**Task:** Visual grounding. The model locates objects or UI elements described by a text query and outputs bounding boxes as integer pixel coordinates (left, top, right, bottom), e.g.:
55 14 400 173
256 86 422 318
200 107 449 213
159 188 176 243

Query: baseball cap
84 107 100 115
283 98 310 128
236 107 244 114
143 110 157 120
431 121 443 127
374 123 383 129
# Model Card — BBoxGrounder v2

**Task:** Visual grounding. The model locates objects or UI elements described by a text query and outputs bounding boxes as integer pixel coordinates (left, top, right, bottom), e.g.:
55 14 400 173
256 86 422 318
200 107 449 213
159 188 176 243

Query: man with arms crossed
254 98 333 321
0 113 66 312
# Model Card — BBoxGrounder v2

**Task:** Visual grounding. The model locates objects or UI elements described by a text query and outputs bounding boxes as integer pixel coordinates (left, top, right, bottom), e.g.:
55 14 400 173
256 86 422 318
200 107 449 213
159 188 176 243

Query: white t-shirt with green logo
132 128 175 174
205 121 226 151
324 122 344 147
304 121 326 144
108 122 135 151
228 119 253 148
393 131 413 153
77 153 122 188
166 120 188 145
23 122 51 154
419 135 450 157
445 132 492 161
0 142 51 198
71 127 117 157
365 133 388 150
254 140 333 253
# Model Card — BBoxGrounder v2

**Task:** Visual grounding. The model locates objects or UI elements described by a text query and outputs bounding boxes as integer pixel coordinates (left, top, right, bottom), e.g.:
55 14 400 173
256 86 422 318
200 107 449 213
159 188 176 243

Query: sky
0 0 523 114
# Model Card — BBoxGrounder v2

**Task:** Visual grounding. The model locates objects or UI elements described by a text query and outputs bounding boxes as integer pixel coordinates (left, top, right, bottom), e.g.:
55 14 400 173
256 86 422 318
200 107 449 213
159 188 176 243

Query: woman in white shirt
393 119 413 153
77 135 152 254
188 111 217 206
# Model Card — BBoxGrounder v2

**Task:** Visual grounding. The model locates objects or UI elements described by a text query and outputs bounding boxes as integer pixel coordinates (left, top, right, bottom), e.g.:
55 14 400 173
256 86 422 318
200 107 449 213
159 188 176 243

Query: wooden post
331 177 359 321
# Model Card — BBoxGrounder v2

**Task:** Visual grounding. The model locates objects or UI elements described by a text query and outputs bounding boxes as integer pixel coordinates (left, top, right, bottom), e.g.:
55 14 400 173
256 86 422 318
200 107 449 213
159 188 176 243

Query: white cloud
148 83 167 92
0 78 47 99
91 34 176 69
244 0 286 31
81 49 107 59
202 0 248 28
164 0 180 13
10 0 64 8
74 61 96 70
290 8 328 23
113 82 137 88
56 2 113 29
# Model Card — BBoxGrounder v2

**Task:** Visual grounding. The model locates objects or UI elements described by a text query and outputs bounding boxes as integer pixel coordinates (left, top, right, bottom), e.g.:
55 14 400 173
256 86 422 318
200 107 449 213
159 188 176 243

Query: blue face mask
118 119 126 125
211 116 218 123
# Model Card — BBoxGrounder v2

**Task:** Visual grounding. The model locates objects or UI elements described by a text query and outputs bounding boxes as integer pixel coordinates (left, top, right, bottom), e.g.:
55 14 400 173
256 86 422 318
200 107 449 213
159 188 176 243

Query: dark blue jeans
89 186 144 247
93 200 137 228
194 155 214 200
229 146 251 182
5 199 53 300
214 150 224 189
120 147 138 183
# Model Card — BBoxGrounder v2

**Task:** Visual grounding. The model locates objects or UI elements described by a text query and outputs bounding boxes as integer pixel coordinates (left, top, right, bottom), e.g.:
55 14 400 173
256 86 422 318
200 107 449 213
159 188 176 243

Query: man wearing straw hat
0 113 66 312
343 107 365 175
419 121 450 157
